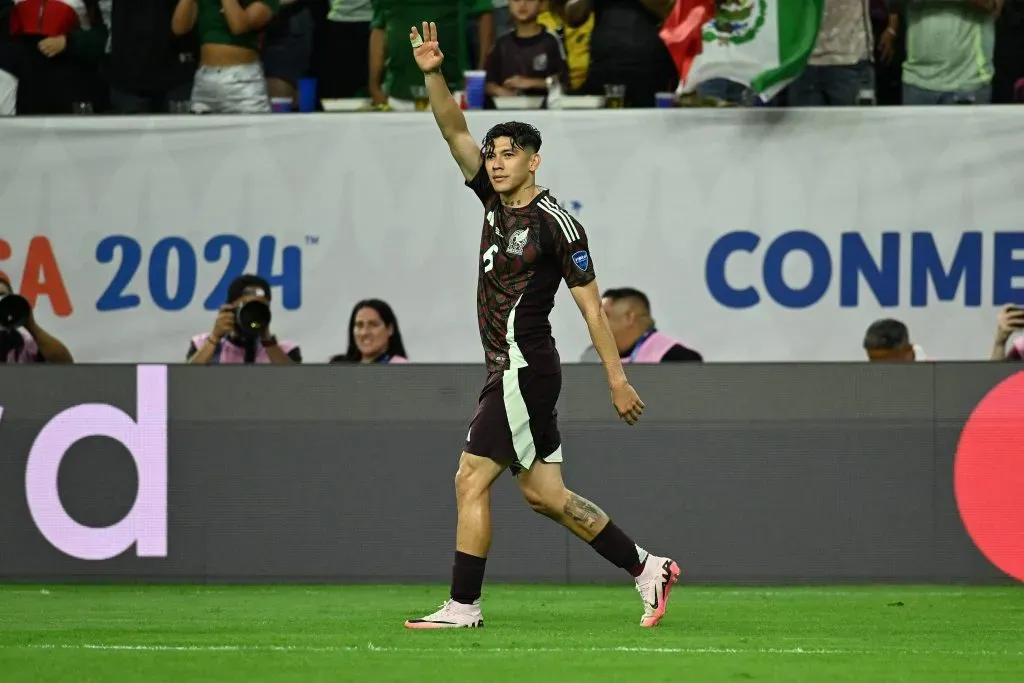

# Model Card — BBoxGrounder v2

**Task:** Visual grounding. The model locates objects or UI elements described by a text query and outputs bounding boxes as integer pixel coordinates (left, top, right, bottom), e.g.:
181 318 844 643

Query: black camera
0 293 31 331
234 299 271 338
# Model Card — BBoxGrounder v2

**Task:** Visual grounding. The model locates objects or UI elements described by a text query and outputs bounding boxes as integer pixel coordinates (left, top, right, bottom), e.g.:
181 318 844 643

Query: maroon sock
589 521 648 577
450 551 487 604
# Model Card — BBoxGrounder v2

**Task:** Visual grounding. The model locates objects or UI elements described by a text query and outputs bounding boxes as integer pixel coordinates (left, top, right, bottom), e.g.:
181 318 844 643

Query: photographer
991 304 1024 361
0 275 73 364
186 274 301 364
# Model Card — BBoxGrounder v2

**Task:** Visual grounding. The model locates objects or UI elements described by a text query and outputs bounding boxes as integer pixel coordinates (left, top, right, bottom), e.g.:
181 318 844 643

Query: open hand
611 381 645 426
211 305 235 342
503 75 530 91
38 36 67 58
410 22 444 74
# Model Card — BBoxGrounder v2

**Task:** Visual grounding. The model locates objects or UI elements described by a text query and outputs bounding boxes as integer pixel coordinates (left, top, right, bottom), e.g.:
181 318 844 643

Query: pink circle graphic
954 370 1024 583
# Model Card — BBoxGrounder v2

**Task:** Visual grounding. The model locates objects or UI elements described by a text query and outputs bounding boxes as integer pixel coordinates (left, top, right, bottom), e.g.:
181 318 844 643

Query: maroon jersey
465 164 595 374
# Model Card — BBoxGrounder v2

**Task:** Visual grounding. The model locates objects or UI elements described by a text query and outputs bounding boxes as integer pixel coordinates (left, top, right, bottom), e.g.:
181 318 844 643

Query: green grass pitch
1 584 1021 682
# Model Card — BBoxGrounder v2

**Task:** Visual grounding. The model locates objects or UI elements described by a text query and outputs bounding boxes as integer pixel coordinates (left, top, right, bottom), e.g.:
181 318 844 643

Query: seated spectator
901 0 998 104
601 287 702 363
187 274 301 364
863 318 926 361
563 0 677 107
262 0 314 105
330 298 408 364
485 0 567 100
538 0 592 91
990 304 1024 360
172 0 279 113
0 275 73 363
107 0 198 113
1 0 108 114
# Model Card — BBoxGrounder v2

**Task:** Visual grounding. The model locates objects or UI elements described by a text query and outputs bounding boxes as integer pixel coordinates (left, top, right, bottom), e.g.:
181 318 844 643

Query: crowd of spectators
0 0 1022 116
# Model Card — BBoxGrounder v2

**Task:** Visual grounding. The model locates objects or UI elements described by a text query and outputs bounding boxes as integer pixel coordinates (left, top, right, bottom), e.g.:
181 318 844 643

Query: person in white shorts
171 0 280 113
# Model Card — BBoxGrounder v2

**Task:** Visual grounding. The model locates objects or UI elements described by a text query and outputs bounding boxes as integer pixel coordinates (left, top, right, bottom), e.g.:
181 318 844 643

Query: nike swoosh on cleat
407 619 457 625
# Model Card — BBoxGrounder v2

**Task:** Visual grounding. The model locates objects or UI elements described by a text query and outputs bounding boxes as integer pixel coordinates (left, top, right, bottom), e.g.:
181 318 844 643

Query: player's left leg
514 460 681 627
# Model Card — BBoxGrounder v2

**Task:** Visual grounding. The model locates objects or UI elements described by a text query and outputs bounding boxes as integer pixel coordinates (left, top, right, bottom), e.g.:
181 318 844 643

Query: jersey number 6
482 244 499 273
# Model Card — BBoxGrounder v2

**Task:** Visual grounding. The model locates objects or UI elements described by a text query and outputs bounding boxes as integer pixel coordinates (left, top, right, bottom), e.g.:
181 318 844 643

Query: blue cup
655 92 675 108
298 77 318 113
464 70 486 110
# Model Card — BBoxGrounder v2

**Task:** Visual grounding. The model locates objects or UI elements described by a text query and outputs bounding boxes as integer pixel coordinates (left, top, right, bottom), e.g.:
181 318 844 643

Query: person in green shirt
369 0 493 109
172 0 280 112
897 0 1000 104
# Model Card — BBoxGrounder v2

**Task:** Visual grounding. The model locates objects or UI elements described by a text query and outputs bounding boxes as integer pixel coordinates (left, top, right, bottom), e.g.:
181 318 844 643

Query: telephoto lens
235 300 272 337
0 293 31 330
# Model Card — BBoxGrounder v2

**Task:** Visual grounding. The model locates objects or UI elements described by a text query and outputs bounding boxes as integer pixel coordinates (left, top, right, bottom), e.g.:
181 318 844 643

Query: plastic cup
464 70 486 110
655 92 676 109
298 77 318 112
604 84 626 108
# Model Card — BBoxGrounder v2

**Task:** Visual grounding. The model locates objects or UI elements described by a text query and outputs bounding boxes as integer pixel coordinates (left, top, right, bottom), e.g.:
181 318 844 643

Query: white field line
3 589 998 598
10 644 1024 657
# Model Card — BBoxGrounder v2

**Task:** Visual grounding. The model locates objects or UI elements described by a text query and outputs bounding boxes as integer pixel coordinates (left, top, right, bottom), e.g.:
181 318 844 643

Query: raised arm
171 0 198 36
411 22 482 181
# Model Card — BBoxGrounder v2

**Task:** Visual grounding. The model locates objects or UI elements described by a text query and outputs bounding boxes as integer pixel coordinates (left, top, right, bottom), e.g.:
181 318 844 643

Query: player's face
601 298 634 353
353 306 393 359
510 0 542 22
485 137 540 194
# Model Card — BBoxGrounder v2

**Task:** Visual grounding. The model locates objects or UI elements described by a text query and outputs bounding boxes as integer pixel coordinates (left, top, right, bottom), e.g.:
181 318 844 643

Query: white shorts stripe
501 369 537 470
538 197 579 242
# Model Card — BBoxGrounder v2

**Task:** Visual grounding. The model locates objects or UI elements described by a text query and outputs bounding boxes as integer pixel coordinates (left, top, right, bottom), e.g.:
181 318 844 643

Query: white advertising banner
1 108 1022 363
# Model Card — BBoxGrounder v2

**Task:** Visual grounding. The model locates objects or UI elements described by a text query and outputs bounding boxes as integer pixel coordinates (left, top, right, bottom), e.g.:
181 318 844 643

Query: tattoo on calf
563 493 607 530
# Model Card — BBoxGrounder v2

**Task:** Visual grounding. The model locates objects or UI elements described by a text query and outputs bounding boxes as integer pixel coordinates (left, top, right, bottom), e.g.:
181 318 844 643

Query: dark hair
334 299 407 363
226 274 271 303
482 121 543 156
601 287 651 313
863 319 910 350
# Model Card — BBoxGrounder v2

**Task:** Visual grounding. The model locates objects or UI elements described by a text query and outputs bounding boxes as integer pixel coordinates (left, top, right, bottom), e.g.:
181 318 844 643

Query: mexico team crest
506 229 529 256
702 0 767 44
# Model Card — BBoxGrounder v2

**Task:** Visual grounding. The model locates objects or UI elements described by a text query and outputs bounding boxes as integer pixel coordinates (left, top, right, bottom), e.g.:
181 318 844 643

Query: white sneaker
404 599 484 629
635 556 681 627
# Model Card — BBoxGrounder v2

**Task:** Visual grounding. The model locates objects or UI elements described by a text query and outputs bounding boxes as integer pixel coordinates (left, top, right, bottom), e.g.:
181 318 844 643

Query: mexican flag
660 0 825 101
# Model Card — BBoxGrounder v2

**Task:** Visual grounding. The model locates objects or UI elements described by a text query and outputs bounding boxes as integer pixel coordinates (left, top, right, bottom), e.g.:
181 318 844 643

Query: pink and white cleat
635 556 681 627
404 599 484 629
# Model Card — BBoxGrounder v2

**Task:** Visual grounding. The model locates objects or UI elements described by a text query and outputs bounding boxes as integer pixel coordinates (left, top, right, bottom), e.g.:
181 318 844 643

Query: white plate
558 95 605 109
321 98 371 112
493 95 546 110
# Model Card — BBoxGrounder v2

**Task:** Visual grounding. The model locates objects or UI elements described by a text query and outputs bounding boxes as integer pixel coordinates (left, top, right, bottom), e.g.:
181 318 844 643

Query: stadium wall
2 109 1024 364
0 363 1018 584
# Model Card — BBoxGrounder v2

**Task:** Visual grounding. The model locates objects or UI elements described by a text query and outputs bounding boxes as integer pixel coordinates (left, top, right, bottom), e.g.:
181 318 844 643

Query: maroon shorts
464 367 563 475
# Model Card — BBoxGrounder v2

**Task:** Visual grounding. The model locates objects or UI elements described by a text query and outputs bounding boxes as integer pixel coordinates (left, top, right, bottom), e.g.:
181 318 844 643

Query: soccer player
403 21 680 630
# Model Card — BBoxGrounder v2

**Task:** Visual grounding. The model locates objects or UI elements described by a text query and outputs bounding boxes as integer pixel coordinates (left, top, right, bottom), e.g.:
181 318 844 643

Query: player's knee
521 485 564 518
454 460 487 502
